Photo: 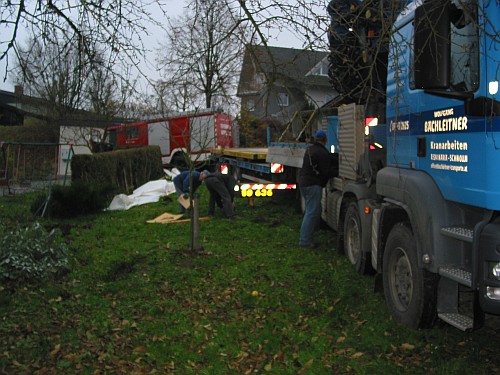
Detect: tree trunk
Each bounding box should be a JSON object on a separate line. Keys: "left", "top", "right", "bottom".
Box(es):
{"left": 190, "top": 194, "right": 201, "bottom": 252}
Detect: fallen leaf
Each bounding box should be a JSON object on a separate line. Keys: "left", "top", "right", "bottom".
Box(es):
{"left": 400, "top": 343, "right": 415, "bottom": 351}
{"left": 50, "top": 344, "right": 61, "bottom": 356}
{"left": 298, "top": 359, "right": 314, "bottom": 375}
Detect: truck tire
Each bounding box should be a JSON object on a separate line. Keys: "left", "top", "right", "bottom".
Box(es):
{"left": 383, "top": 223, "right": 438, "bottom": 328}
{"left": 344, "top": 202, "right": 371, "bottom": 274}
{"left": 171, "top": 153, "right": 187, "bottom": 170}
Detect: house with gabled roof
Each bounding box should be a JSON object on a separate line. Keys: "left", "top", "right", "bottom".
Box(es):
{"left": 0, "top": 85, "right": 124, "bottom": 129}
{"left": 0, "top": 86, "right": 50, "bottom": 126}
{"left": 0, "top": 86, "right": 122, "bottom": 178}
{"left": 237, "top": 44, "right": 335, "bottom": 140}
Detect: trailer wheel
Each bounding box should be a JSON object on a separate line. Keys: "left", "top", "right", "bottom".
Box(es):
{"left": 383, "top": 223, "right": 438, "bottom": 328}
{"left": 344, "top": 202, "right": 371, "bottom": 274}
{"left": 232, "top": 166, "right": 241, "bottom": 182}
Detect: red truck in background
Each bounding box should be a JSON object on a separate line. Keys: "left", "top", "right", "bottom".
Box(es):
{"left": 105, "top": 108, "right": 233, "bottom": 167}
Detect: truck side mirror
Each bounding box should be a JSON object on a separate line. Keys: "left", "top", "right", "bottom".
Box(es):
{"left": 414, "top": 0, "right": 451, "bottom": 89}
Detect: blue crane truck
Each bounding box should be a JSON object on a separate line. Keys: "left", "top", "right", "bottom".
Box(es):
{"left": 267, "top": 0, "right": 500, "bottom": 331}
{"left": 211, "top": 0, "right": 500, "bottom": 330}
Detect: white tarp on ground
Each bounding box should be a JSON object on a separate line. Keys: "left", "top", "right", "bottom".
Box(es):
{"left": 107, "top": 169, "right": 180, "bottom": 211}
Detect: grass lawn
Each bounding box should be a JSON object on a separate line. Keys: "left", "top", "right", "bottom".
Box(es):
{"left": 1, "top": 188, "right": 499, "bottom": 374}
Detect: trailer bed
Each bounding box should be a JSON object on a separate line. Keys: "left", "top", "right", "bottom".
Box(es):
{"left": 211, "top": 147, "right": 267, "bottom": 161}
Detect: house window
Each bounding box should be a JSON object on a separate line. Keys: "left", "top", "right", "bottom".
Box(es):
{"left": 278, "top": 92, "right": 289, "bottom": 107}
{"left": 320, "top": 60, "right": 329, "bottom": 76}
{"left": 255, "top": 73, "right": 266, "bottom": 85}
{"left": 246, "top": 99, "right": 256, "bottom": 111}
{"left": 307, "top": 59, "right": 329, "bottom": 76}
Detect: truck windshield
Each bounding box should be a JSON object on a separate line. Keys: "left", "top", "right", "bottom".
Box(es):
{"left": 449, "top": 0, "right": 479, "bottom": 92}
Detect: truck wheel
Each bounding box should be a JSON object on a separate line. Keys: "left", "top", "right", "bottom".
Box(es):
{"left": 383, "top": 223, "right": 438, "bottom": 328}
{"left": 171, "top": 154, "right": 187, "bottom": 170}
{"left": 344, "top": 202, "right": 371, "bottom": 274}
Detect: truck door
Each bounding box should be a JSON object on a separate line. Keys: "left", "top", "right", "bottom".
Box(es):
{"left": 170, "top": 117, "right": 189, "bottom": 151}
{"left": 148, "top": 121, "right": 170, "bottom": 156}
{"left": 190, "top": 114, "right": 215, "bottom": 152}
{"left": 215, "top": 113, "right": 233, "bottom": 148}
{"left": 124, "top": 123, "right": 147, "bottom": 147}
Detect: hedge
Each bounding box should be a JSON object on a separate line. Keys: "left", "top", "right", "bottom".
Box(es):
{"left": 71, "top": 146, "right": 164, "bottom": 194}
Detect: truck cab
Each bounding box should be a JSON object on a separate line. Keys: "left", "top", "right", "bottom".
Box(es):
{"left": 326, "top": 0, "right": 500, "bottom": 330}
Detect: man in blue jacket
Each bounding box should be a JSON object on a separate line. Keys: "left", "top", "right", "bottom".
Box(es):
{"left": 298, "top": 130, "right": 338, "bottom": 248}
{"left": 173, "top": 170, "right": 209, "bottom": 213}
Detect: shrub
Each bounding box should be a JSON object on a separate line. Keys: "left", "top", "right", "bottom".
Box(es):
{"left": 32, "top": 181, "right": 116, "bottom": 218}
{"left": 0, "top": 222, "right": 69, "bottom": 284}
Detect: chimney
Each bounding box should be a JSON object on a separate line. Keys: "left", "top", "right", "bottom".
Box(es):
{"left": 14, "top": 85, "right": 24, "bottom": 96}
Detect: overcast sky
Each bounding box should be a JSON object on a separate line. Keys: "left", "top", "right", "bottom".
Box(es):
{"left": 0, "top": 0, "right": 183, "bottom": 92}
{"left": 0, "top": 0, "right": 305, "bottom": 93}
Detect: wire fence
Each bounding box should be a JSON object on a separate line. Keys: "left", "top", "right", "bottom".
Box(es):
{"left": 0, "top": 142, "right": 70, "bottom": 196}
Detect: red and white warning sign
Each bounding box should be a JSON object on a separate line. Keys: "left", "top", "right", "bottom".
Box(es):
{"left": 236, "top": 183, "right": 296, "bottom": 191}
{"left": 220, "top": 163, "right": 229, "bottom": 175}
{"left": 270, "top": 163, "right": 284, "bottom": 173}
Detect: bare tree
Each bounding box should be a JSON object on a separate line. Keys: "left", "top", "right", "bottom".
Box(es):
{"left": 234, "top": 0, "right": 330, "bottom": 50}
{"left": 1, "top": 0, "right": 166, "bottom": 89}
{"left": 16, "top": 34, "right": 136, "bottom": 116}
{"left": 15, "top": 34, "right": 89, "bottom": 123}
{"left": 156, "top": 0, "right": 246, "bottom": 112}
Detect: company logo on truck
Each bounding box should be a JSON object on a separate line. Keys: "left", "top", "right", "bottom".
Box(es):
{"left": 424, "top": 108, "right": 468, "bottom": 133}
{"left": 424, "top": 108, "right": 470, "bottom": 173}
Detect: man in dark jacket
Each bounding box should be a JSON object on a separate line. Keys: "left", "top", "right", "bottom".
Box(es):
{"left": 298, "top": 130, "right": 338, "bottom": 248}
{"left": 204, "top": 172, "right": 236, "bottom": 218}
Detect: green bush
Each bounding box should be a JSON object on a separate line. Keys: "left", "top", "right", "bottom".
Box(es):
{"left": 31, "top": 181, "right": 116, "bottom": 218}
{"left": 0, "top": 222, "right": 69, "bottom": 284}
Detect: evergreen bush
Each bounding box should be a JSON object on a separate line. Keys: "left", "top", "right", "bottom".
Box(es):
{"left": 0, "top": 223, "right": 69, "bottom": 284}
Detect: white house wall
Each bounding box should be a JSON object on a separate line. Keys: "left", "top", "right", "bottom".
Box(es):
{"left": 58, "top": 126, "right": 104, "bottom": 177}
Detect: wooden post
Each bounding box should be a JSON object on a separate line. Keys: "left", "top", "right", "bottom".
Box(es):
{"left": 191, "top": 194, "right": 201, "bottom": 251}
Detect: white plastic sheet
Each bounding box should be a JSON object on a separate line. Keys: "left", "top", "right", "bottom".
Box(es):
{"left": 107, "top": 169, "right": 180, "bottom": 211}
